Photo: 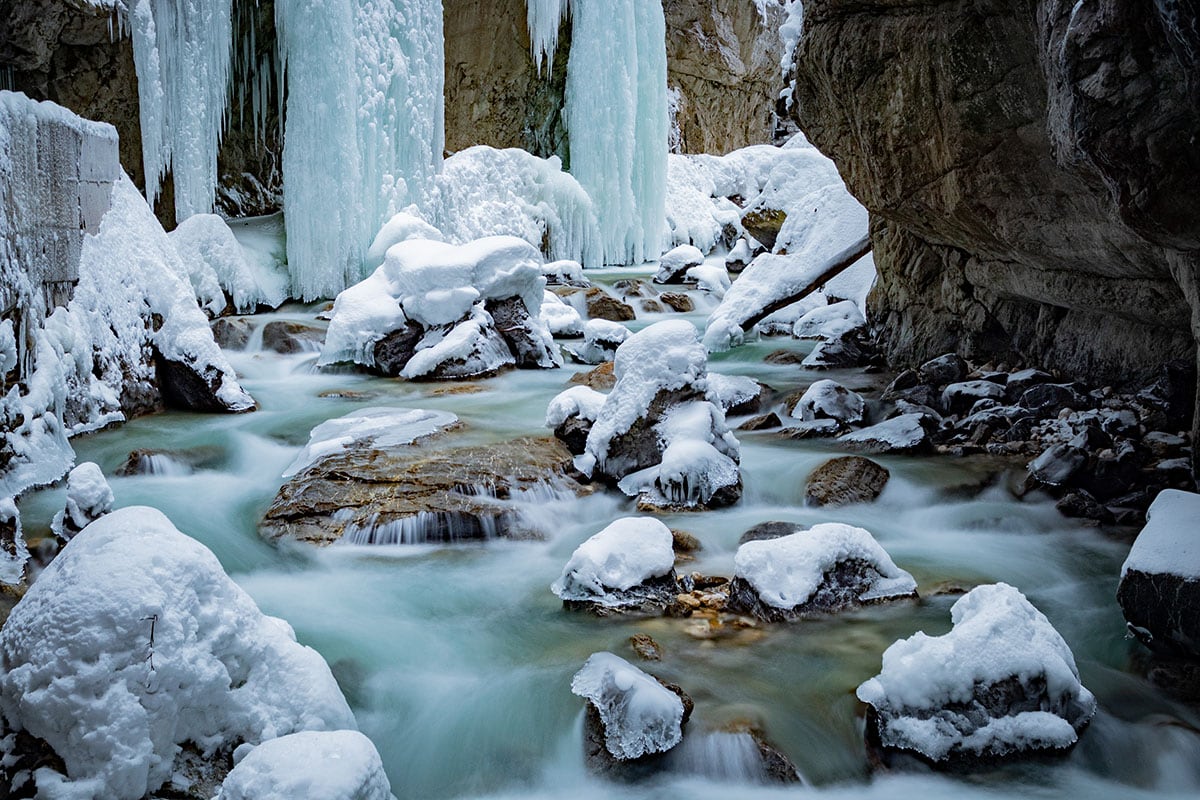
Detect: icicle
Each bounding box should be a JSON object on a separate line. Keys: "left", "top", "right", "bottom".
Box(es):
{"left": 526, "top": 0, "right": 569, "bottom": 73}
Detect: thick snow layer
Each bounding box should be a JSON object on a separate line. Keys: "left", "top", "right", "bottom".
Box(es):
{"left": 663, "top": 155, "right": 733, "bottom": 253}
{"left": 657, "top": 244, "right": 705, "bottom": 281}
{"left": 571, "top": 652, "right": 684, "bottom": 760}
{"left": 216, "top": 730, "right": 392, "bottom": 800}
{"left": 0, "top": 507, "right": 355, "bottom": 799}
{"left": 365, "top": 208, "right": 445, "bottom": 269}
{"left": 823, "top": 252, "right": 877, "bottom": 311}
{"left": 128, "top": 0, "right": 232, "bottom": 220}
{"left": 546, "top": 386, "right": 607, "bottom": 428}
{"left": 276, "top": 0, "right": 444, "bottom": 300}
{"left": 171, "top": 213, "right": 287, "bottom": 314}
{"left": 1121, "top": 489, "right": 1200, "bottom": 580}
{"left": 734, "top": 524, "right": 916, "bottom": 609}
{"left": 432, "top": 146, "right": 601, "bottom": 267}
{"left": 568, "top": 318, "right": 631, "bottom": 364}
{"left": 793, "top": 299, "right": 866, "bottom": 340}
{"left": 284, "top": 407, "right": 458, "bottom": 478}
{"left": 686, "top": 264, "right": 731, "bottom": 298}
{"left": 791, "top": 380, "right": 864, "bottom": 424}
{"left": 401, "top": 305, "right": 518, "bottom": 379}
{"left": 0, "top": 498, "right": 28, "bottom": 586}
{"left": 542, "top": 258, "right": 588, "bottom": 287}
{"left": 758, "top": 293, "right": 827, "bottom": 335}
{"left": 540, "top": 291, "right": 584, "bottom": 336}
{"left": 50, "top": 462, "right": 113, "bottom": 539}
{"left": 552, "top": 517, "right": 675, "bottom": 603}
{"left": 707, "top": 373, "right": 762, "bottom": 415}
{"left": 856, "top": 583, "right": 1096, "bottom": 761}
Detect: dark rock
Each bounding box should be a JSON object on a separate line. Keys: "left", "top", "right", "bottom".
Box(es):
{"left": 739, "top": 412, "right": 782, "bottom": 431}
{"left": 839, "top": 414, "right": 933, "bottom": 454}
{"left": 658, "top": 292, "right": 694, "bottom": 313}
{"left": 1005, "top": 369, "right": 1055, "bottom": 401}
{"left": 941, "top": 380, "right": 1007, "bottom": 416}
{"left": 1144, "top": 431, "right": 1188, "bottom": 459}
{"left": 568, "top": 361, "right": 616, "bottom": 391}
{"left": 1136, "top": 359, "right": 1197, "bottom": 432}
{"left": 882, "top": 369, "right": 920, "bottom": 397}
{"left": 738, "top": 521, "right": 799, "bottom": 545}
{"left": 486, "top": 295, "right": 560, "bottom": 369}
{"left": 371, "top": 321, "right": 424, "bottom": 375}
{"left": 805, "top": 456, "right": 891, "bottom": 507}
{"left": 614, "top": 279, "right": 657, "bottom": 299}
{"left": 1055, "top": 491, "right": 1114, "bottom": 524}
{"left": 1068, "top": 426, "right": 1111, "bottom": 452}
{"left": 564, "top": 572, "right": 681, "bottom": 617}
{"left": 582, "top": 677, "right": 692, "bottom": 778}
{"left": 723, "top": 381, "right": 772, "bottom": 417}
{"left": 210, "top": 317, "right": 253, "bottom": 350}
{"left": 778, "top": 419, "right": 843, "bottom": 439}
{"left": 740, "top": 207, "right": 786, "bottom": 251}
{"left": 1120, "top": 568, "right": 1200, "bottom": 660}
{"left": 1018, "top": 383, "right": 1091, "bottom": 417}
{"left": 1028, "top": 444, "right": 1088, "bottom": 487}
{"left": 803, "top": 333, "right": 867, "bottom": 369}
{"left": 727, "top": 558, "right": 917, "bottom": 621}
{"left": 918, "top": 354, "right": 967, "bottom": 388}
{"left": 153, "top": 347, "right": 255, "bottom": 414}
{"left": 629, "top": 633, "right": 663, "bottom": 661}
{"left": 585, "top": 288, "right": 637, "bottom": 322}
{"left": 554, "top": 415, "right": 592, "bottom": 456}
{"left": 261, "top": 321, "right": 325, "bottom": 355}
{"left": 764, "top": 349, "right": 807, "bottom": 366}
{"left": 887, "top": 384, "right": 941, "bottom": 411}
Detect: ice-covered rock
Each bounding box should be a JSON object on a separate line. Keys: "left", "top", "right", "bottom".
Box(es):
{"left": 0, "top": 507, "right": 356, "bottom": 799}
{"left": 575, "top": 321, "right": 741, "bottom": 509}
{"left": 838, "top": 413, "right": 931, "bottom": 454}
{"left": 540, "top": 290, "right": 585, "bottom": 337}
{"left": 707, "top": 373, "right": 767, "bottom": 416}
{"left": 789, "top": 379, "right": 864, "bottom": 425}
{"left": 215, "top": 730, "right": 392, "bottom": 800}
{"left": 320, "top": 236, "right": 561, "bottom": 378}
{"left": 1117, "top": 489, "right": 1200, "bottom": 659}
{"left": 793, "top": 299, "right": 866, "bottom": 340}
{"left": 0, "top": 498, "right": 28, "bottom": 587}
{"left": 857, "top": 583, "right": 1096, "bottom": 764}
{"left": 566, "top": 319, "right": 631, "bottom": 365}
{"left": 654, "top": 244, "right": 705, "bottom": 284}
{"left": 546, "top": 385, "right": 607, "bottom": 454}
{"left": 283, "top": 407, "right": 459, "bottom": 479}
{"left": 727, "top": 524, "right": 917, "bottom": 620}
{"left": 170, "top": 214, "right": 288, "bottom": 315}
{"left": 49, "top": 461, "right": 113, "bottom": 540}
{"left": 685, "top": 263, "right": 731, "bottom": 299}
{"left": 552, "top": 517, "right": 678, "bottom": 614}
{"left": 572, "top": 652, "right": 686, "bottom": 763}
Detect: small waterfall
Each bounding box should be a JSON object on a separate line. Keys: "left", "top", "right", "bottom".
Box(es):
{"left": 666, "top": 730, "right": 803, "bottom": 784}
{"left": 136, "top": 454, "right": 192, "bottom": 477}
{"left": 338, "top": 510, "right": 502, "bottom": 546}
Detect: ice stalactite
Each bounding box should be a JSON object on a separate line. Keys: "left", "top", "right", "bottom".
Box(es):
{"left": 526, "top": 0, "right": 569, "bottom": 73}
{"left": 527, "top": 0, "right": 669, "bottom": 266}
{"left": 127, "top": 0, "right": 233, "bottom": 221}
{"left": 276, "top": 0, "right": 445, "bottom": 301}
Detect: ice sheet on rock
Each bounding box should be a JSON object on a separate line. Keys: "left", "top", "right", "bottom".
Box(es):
{"left": 838, "top": 413, "right": 928, "bottom": 452}
{"left": 432, "top": 146, "right": 601, "bottom": 267}
{"left": 0, "top": 507, "right": 355, "bottom": 799}
{"left": 284, "top": 407, "right": 458, "bottom": 478}
{"left": 546, "top": 386, "right": 607, "bottom": 428}
{"left": 1121, "top": 489, "right": 1200, "bottom": 580}
{"left": 619, "top": 434, "right": 740, "bottom": 508}
{"left": 171, "top": 214, "right": 287, "bottom": 314}
{"left": 50, "top": 462, "right": 113, "bottom": 539}
{"left": 215, "top": 730, "right": 392, "bottom": 800}
{"left": 552, "top": 517, "right": 675, "bottom": 603}
{"left": 734, "top": 524, "right": 916, "bottom": 609}
{"left": 686, "top": 264, "right": 731, "bottom": 299}
{"left": 791, "top": 380, "right": 864, "bottom": 424}
{"left": 540, "top": 291, "right": 584, "bottom": 336}
{"left": 570, "top": 652, "right": 684, "bottom": 760}
{"left": 707, "top": 373, "right": 762, "bottom": 415}
{"left": 0, "top": 498, "right": 28, "bottom": 586}
{"left": 856, "top": 583, "right": 1096, "bottom": 762}
{"left": 793, "top": 300, "right": 866, "bottom": 340}
{"left": 365, "top": 208, "right": 445, "bottom": 269}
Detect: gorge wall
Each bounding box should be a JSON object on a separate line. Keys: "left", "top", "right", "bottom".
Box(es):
{"left": 791, "top": 0, "right": 1200, "bottom": 396}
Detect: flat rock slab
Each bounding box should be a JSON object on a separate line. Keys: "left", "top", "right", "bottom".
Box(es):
{"left": 261, "top": 436, "right": 589, "bottom": 546}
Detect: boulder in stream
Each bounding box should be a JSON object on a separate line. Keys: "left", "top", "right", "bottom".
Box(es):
{"left": 805, "top": 456, "right": 890, "bottom": 507}
{"left": 552, "top": 518, "right": 679, "bottom": 616}
{"left": 49, "top": 462, "right": 113, "bottom": 541}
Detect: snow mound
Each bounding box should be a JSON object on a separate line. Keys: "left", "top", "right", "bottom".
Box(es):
{"left": 1120, "top": 489, "right": 1200, "bottom": 580}
{"left": 571, "top": 652, "right": 684, "bottom": 760}
{"left": 791, "top": 380, "right": 864, "bottom": 424}
{"left": 857, "top": 583, "right": 1096, "bottom": 762}
{"left": 170, "top": 214, "right": 287, "bottom": 315}
{"left": 284, "top": 407, "right": 459, "bottom": 478}
{"left": 49, "top": 461, "right": 113, "bottom": 540}
{"left": 686, "top": 264, "right": 731, "bottom": 299}
{"left": 540, "top": 291, "right": 585, "bottom": 336}
{"left": 793, "top": 299, "right": 866, "bottom": 340}
{"left": 365, "top": 209, "right": 445, "bottom": 269}
{"left": 546, "top": 386, "right": 607, "bottom": 429}
{"left": 733, "top": 524, "right": 916, "bottom": 610}
{"left": 542, "top": 258, "right": 588, "bottom": 287}
{"left": 568, "top": 319, "right": 630, "bottom": 364}
{"left": 0, "top": 507, "right": 356, "bottom": 799}
{"left": 551, "top": 517, "right": 675, "bottom": 605}
{"left": 655, "top": 243, "right": 705, "bottom": 283}
{"left": 216, "top": 730, "right": 392, "bottom": 800}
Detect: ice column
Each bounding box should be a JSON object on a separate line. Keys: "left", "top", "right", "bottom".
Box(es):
{"left": 527, "top": 0, "right": 669, "bottom": 266}
{"left": 276, "top": 0, "right": 445, "bottom": 301}
{"left": 127, "top": 0, "right": 233, "bottom": 221}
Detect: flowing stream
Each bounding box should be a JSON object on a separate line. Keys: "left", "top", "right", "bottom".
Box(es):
{"left": 16, "top": 259, "right": 1200, "bottom": 800}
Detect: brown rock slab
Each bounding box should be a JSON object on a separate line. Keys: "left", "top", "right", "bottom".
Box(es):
{"left": 805, "top": 456, "right": 891, "bottom": 507}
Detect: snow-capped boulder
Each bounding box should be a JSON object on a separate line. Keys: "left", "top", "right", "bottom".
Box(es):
{"left": 789, "top": 379, "right": 865, "bottom": 425}
{"left": 552, "top": 518, "right": 678, "bottom": 615}
{"left": 320, "top": 236, "right": 561, "bottom": 378}
{"left": 567, "top": 319, "right": 630, "bottom": 364}
{"left": 546, "top": 386, "right": 607, "bottom": 455}
{"left": 941, "top": 380, "right": 1007, "bottom": 416}
{"left": 654, "top": 244, "right": 705, "bottom": 284}
{"left": 542, "top": 259, "right": 589, "bottom": 287}
{"left": 857, "top": 583, "right": 1096, "bottom": 765}
{"left": 49, "top": 462, "right": 113, "bottom": 540}
{"left": 838, "top": 413, "right": 932, "bottom": 454}
{"left": 724, "top": 237, "right": 760, "bottom": 273}
{"left": 1117, "top": 489, "right": 1200, "bottom": 659}
{"left": 793, "top": 299, "right": 866, "bottom": 340}
{"left": 215, "top": 730, "right": 392, "bottom": 800}
{"left": 757, "top": 293, "right": 828, "bottom": 336}
{"left": 572, "top": 652, "right": 690, "bottom": 774}
{"left": 685, "top": 264, "right": 731, "bottom": 299}
{"left": 540, "top": 291, "right": 585, "bottom": 337}
{"left": 800, "top": 331, "right": 870, "bottom": 369}
{"left": 707, "top": 373, "right": 768, "bottom": 416}
{"left": 727, "top": 524, "right": 917, "bottom": 621}
{"left": 0, "top": 507, "right": 356, "bottom": 799}
{"left": 365, "top": 209, "right": 445, "bottom": 269}
{"left": 0, "top": 498, "right": 28, "bottom": 587}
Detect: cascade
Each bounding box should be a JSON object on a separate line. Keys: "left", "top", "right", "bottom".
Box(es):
{"left": 276, "top": 0, "right": 445, "bottom": 301}
{"left": 127, "top": 0, "right": 233, "bottom": 221}
{"left": 527, "top": 0, "right": 669, "bottom": 265}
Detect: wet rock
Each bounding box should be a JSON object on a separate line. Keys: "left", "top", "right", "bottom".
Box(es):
{"left": 1143, "top": 431, "right": 1188, "bottom": 459}
{"left": 585, "top": 288, "right": 637, "bottom": 322}
{"left": 154, "top": 347, "right": 257, "bottom": 414}
{"left": 569, "top": 361, "right": 617, "bottom": 391}
{"left": 640, "top": 299, "right": 664, "bottom": 313}
{"left": 371, "top": 321, "right": 425, "bottom": 375}
{"left": 738, "top": 521, "right": 798, "bottom": 545}
{"left": 671, "top": 529, "right": 702, "bottom": 556}
{"left": 740, "top": 207, "right": 786, "bottom": 251}
{"left": 887, "top": 384, "right": 941, "bottom": 411}
{"left": 918, "top": 353, "right": 967, "bottom": 388}
{"left": 941, "top": 380, "right": 1007, "bottom": 416}
{"left": 630, "top": 633, "right": 664, "bottom": 661}
{"left": 261, "top": 321, "right": 325, "bottom": 355}
{"left": 1055, "top": 491, "right": 1114, "bottom": 524}
{"left": 779, "top": 419, "right": 843, "bottom": 439}
{"left": 1005, "top": 368, "right": 1054, "bottom": 401}
{"left": 882, "top": 369, "right": 920, "bottom": 397}
{"left": 261, "top": 436, "right": 588, "bottom": 546}
{"left": 739, "top": 412, "right": 782, "bottom": 431}
{"left": 802, "top": 332, "right": 869, "bottom": 369}
{"left": 614, "top": 279, "right": 658, "bottom": 299}
{"left": 659, "top": 292, "right": 694, "bottom": 313}
{"left": 805, "top": 457, "right": 890, "bottom": 508}
{"left": 486, "top": 295, "right": 562, "bottom": 369}
{"left": 555, "top": 415, "right": 593, "bottom": 456}
{"left": 114, "top": 449, "right": 200, "bottom": 476}
{"left": 1019, "top": 383, "right": 1091, "bottom": 417}
{"left": 764, "top": 349, "right": 807, "bottom": 366}
{"left": 1028, "top": 444, "right": 1088, "bottom": 487}
{"left": 838, "top": 414, "right": 932, "bottom": 454}
{"left": 211, "top": 317, "right": 253, "bottom": 350}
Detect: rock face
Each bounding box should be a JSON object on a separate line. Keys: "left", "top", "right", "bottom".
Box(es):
{"left": 261, "top": 435, "right": 589, "bottom": 546}
{"left": 792, "top": 0, "right": 1200, "bottom": 461}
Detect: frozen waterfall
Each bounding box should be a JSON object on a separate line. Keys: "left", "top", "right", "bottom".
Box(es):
{"left": 276, "top": 0, "right": 445, "bottom": 301}
{"left": 127, "top": 0, "right": 233, "bottom": 221}
{"left": 527, "top": 0, "right": 669, "bottom": 266}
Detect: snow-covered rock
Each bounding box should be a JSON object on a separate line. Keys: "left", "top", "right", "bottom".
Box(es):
{"left": 320, "top": 236, "right": 561, "bottom": 378}
{"left": 707, "top": 372, "right": 766, "bottom": 416}
{"left": 49, "top": 461, "right": 113, "bottom": 540}
{"left": 789, "top": 379, "right": 864, "bottom": 425}
{"left": 540, "top": 290, "right": 585, "bottom": 336}
{"left": 728, "top": 524, "right": 916, "bottom": 620}
{"left": 654, "top": 244, "right": 705, "bottom": 284}
{"left": 838, "top": 413, "right": 931, "bottom": 454}
{"left": 685, "top": 263, "right": 731, "bottom": 298}
{"left": 857, "top": 583, "right": 1096, "bottom": 764}
{"left": 0, "top": 497, "right": 28, "bottom": 586}
{"left": 572, "top": 652, "right": 686, "bottom": 762}
{"left": 575, "top": 321, "right": 741, "bottom": 509}
{"left": 724, "top": 236, "right": 759, "bottom": 273}
{"left": 283, "top": 407, "right": 459, "bottom": 478}
{"left": 170, "top": 213, "right": 287, "bottom": 315}
{"left": 0, "top": 507, "right": 356, "bottom": 799}
{"left": 215, "top": 730, "right": 392, "bottom": 800}
{"left": 552, "top": 517, "right": 678, "bottom": 614}
{"left": 1117, "top": 489, "right": 1200, "bottom": 659}
{"left": 757, "top": 293, "right": 828, "bottom": 336}
{"left": 566, "top": 319, "right": 630, "bottom": 364}
{"left": 546, "top": 385, "right": 607, "bottom": 455}
{"left": 364, "top": 208, "right": 445, "bottom": 269}
{"left": 793, "top": 299, "right": 866, "bottom": 340}
{"left": 542, "top": 258, "right": 589, "bottom": 287}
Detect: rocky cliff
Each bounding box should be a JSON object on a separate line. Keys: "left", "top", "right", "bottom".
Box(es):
{"left": 792, "top": 0, "right": 1199, "bottom": 457}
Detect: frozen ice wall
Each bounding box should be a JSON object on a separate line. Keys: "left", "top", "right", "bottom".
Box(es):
{"left": 127, "top": 0, "right": 233, "bottom": 220}
{"left": 527, "top": 0, "right": 669, "bottom": 265}
{"left": 277, "top": 0, "right": 446, "bottom": 300}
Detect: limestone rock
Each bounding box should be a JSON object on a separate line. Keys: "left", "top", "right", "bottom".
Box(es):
{"left": 805, "top": 456, "right": 890, "bottom": 507}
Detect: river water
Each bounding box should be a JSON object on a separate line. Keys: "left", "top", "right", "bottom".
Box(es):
{"left": 17, "top": 262, "right": 1200, "bottom": 800}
